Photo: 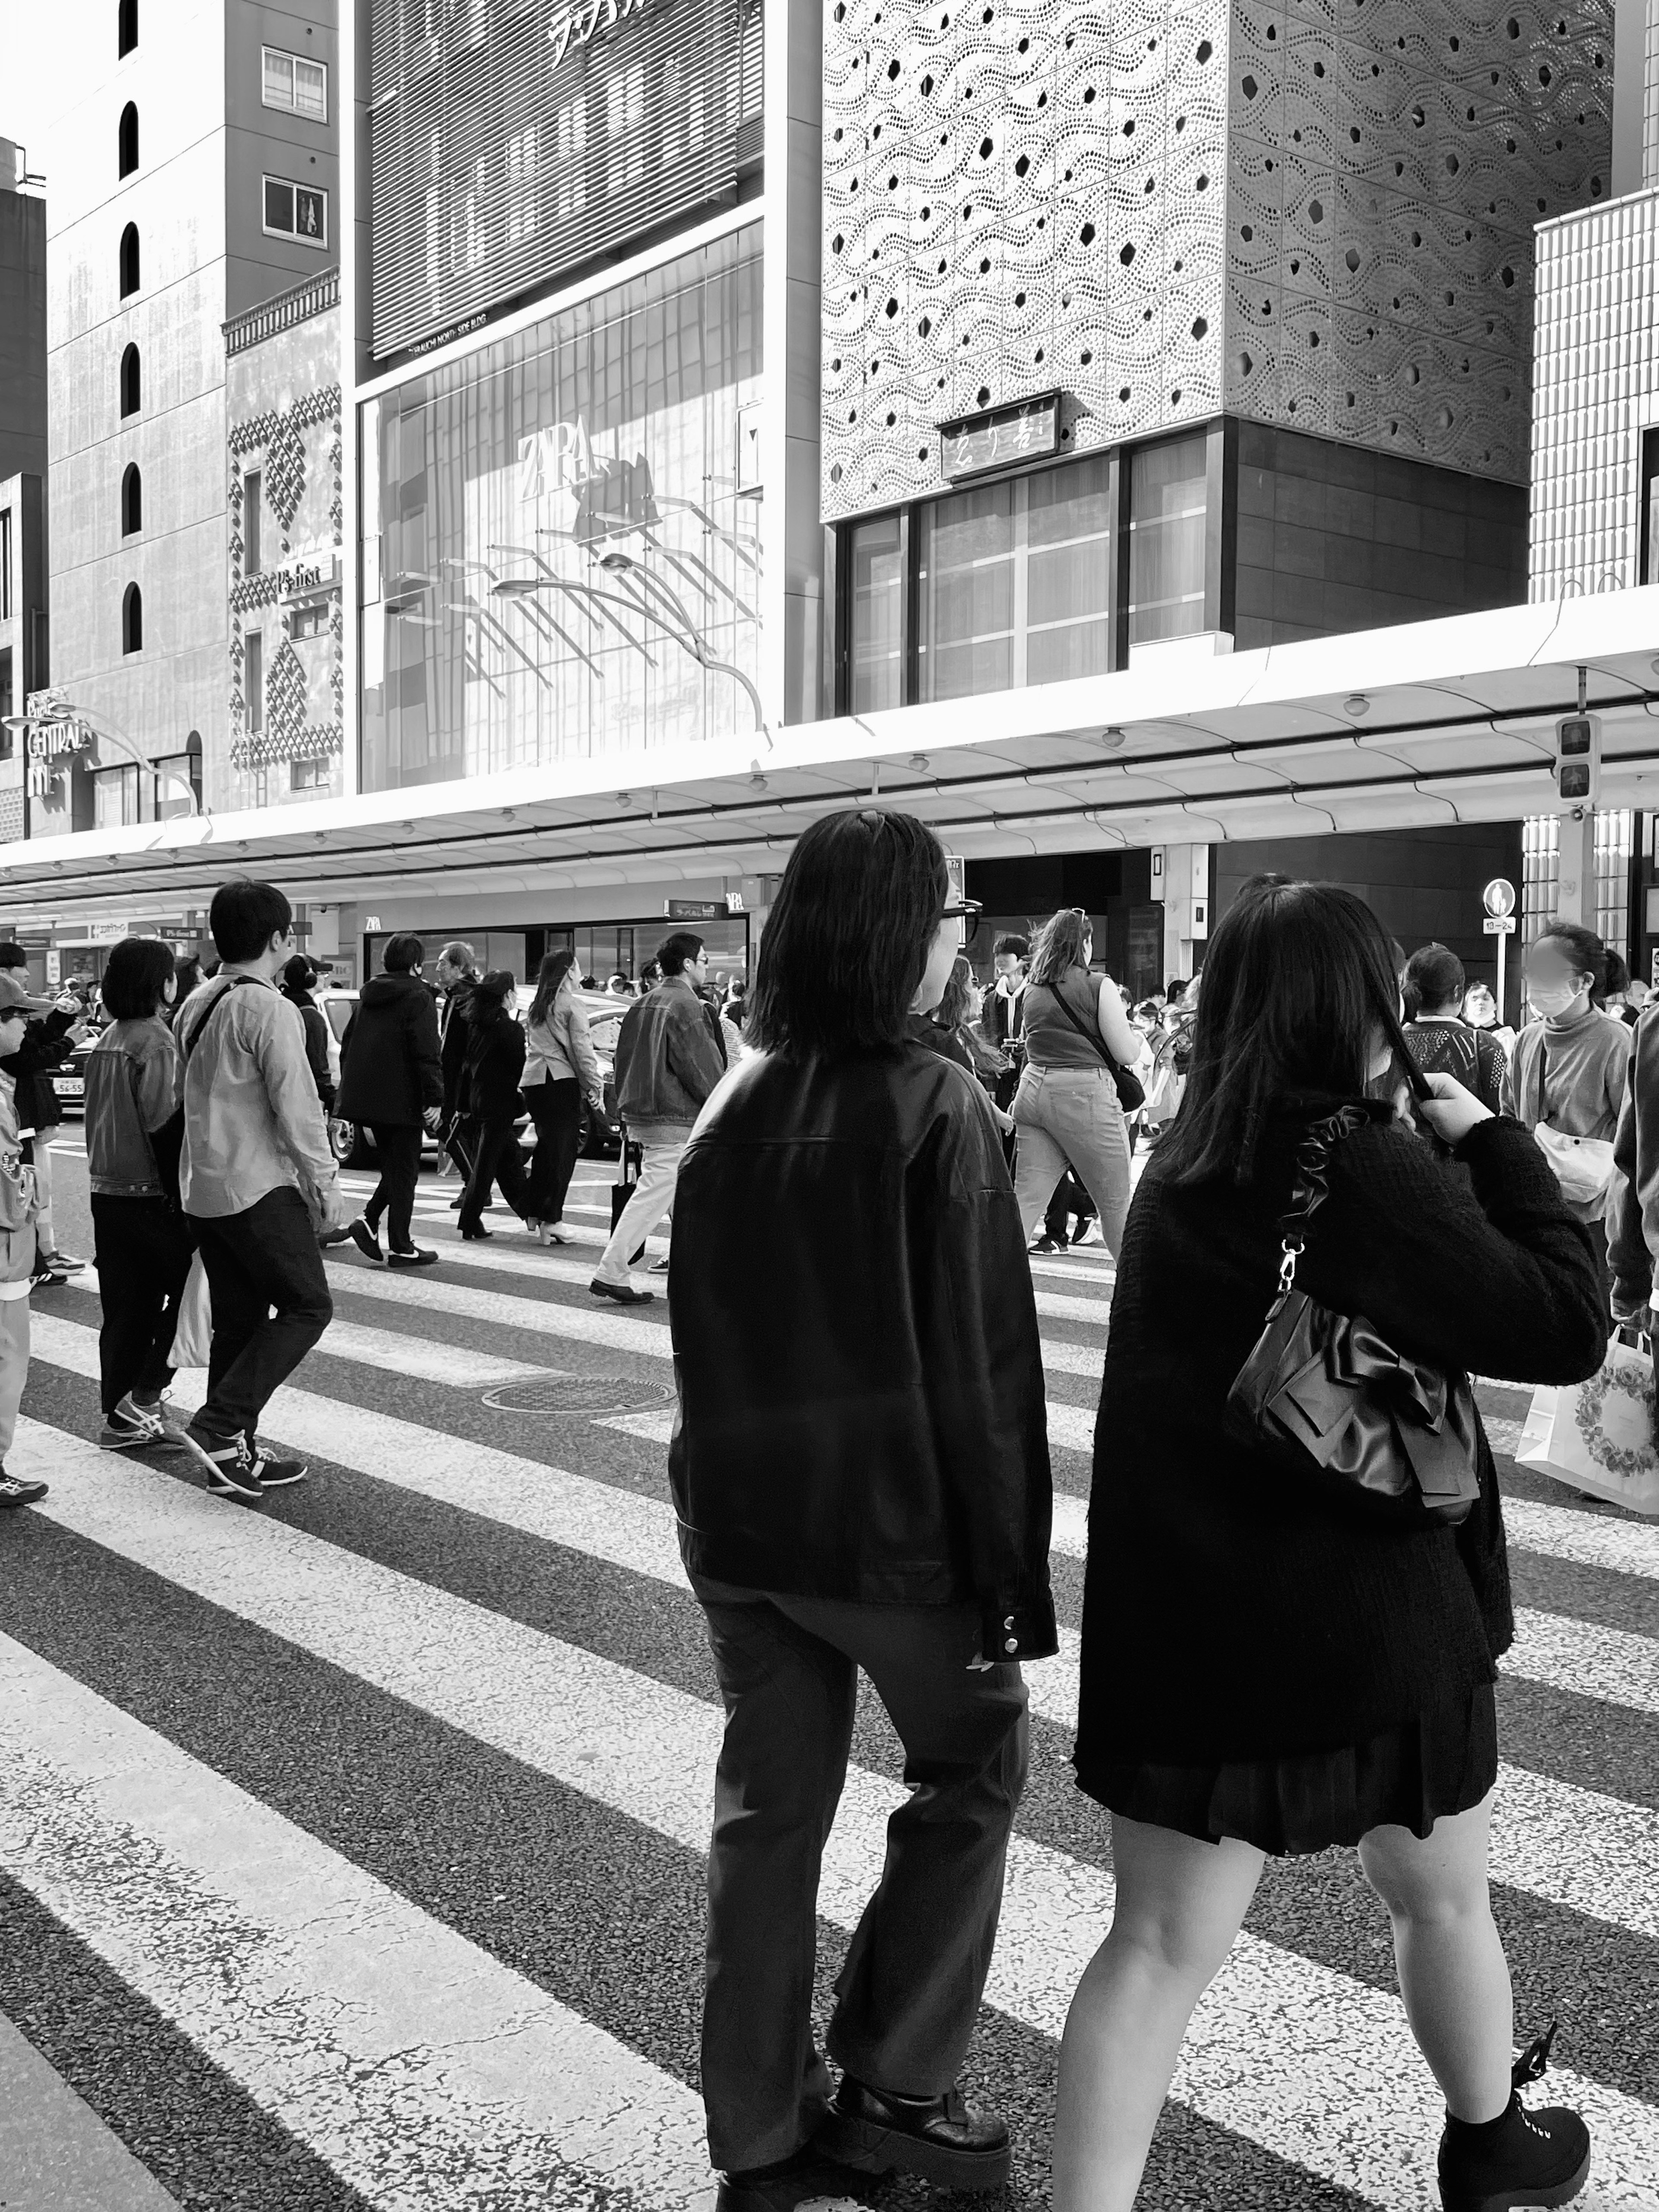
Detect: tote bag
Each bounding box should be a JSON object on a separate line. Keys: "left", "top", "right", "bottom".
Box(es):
{"left": 168, "top": 1251, "right": 213, "bottom": 1369}
{"left": 1517, "top": 1332, "right": 1659, "bottom": 1516}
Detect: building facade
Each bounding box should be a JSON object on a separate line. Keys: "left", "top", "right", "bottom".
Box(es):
{"left": 42, "top": 0, "right": 339, "bottom": 831}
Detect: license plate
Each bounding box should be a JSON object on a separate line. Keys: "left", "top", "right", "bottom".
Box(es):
{"left": 54, "top": 1077, "right": 84, "bottom": 1097}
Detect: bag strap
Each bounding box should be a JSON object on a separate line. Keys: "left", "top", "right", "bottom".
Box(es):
{"left": 1274, "top": 1104, "right": 1370, "bottom": 1293}
{"left": 180, "top": 973, "right": 261, "bottom": 1065}
{"left": 1040, "top": 973, "right": 1116, "bottom": 1069}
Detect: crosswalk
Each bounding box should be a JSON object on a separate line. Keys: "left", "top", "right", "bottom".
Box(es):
{"left": 3, "top": 1154, "right": 1659, "bottom": 2210}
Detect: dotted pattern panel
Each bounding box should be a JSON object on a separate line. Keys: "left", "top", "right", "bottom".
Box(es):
{"left": 1224, "top": 0, "right": 1612, "bottom": 482}
{"left": 1529, "top": 188, "right": 1659, "bottom": 599}
{"left": 820, "top": 0, "right": 1230, "bottom": 520}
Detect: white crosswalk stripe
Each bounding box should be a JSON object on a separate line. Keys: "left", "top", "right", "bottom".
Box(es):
{"left": 12, "top": 1196, "right": 1659, "bottom": 2211}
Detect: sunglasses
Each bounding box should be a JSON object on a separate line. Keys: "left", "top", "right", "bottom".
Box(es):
{"left": 939, "top": 899, "right": 983, "bottom": 950}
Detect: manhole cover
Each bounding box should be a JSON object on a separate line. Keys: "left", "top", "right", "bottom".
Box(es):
{"left": 483, "top": 1376, "right": 675, "bottom": 1416}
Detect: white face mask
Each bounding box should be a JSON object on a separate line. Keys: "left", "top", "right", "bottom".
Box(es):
{"left": 1527, "top": 984, "right": 1581, "bottom": 1021}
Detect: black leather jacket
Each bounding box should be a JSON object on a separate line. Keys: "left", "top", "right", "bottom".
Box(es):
{"left": 667, "top": 1040, "right": 1057, "bottom": 1662}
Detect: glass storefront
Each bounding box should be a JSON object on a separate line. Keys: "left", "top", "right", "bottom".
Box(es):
{"left": 360, "top": 227, "right": 763, "bottom": 792}
{"left": 1127, "top": 433, "right": 1208, "bottom": 645}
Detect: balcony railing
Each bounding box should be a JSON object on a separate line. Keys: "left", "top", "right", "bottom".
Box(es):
{"left": 224, "top": 267, "right": 340, "bottom": 356}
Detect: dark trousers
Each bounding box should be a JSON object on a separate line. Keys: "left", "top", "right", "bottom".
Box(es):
{"left": 362, "top": 1123, "right": 422, "bottom": 1252}
{"left": 524, "top": 1078, "right": 583, "bottom": 1225}
{"left": 458, "top": 1115, "right": 533, "bottom": 1232}
{"left": 693, "top": 1578, "right": 1028, "bottom": 2173}
{"left": 1045, "top": 1169, "right": 1096, "bottom": 1245}
{"left": 90, "top": 1194, "right": 195, "bottom": 1417}
{"left": 191, "top": 1188, "right": 332, "bottom": 1440}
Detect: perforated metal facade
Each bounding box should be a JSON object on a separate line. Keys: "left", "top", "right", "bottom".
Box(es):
{"left": 368, "top": 0, "right": 763, "bottom": 360}
{"left": 822, "top": 0, "right": 1612, "bottom": 521}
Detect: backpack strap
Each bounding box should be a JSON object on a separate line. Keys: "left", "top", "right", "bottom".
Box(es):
{"left": 180, "top": 973, "right": 261, "bottom": 1063}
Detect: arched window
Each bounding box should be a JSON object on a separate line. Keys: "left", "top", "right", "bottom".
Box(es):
{"left": 121, "top": 463, "right": 142, "bottom": 535}
{"left": 122, "top": 582, "right": 143, "bottom": 654}
{"left": 117, "top": 0, "right": 137, "bottom": 55}
{"left": 118, "top": 222, "right": 139, "bottom": 296}
{"left": 118, "top": 102, "right": 138, "bottom": 177}
{"left": 119, "top": 342, "right": 140, "bottom": 416}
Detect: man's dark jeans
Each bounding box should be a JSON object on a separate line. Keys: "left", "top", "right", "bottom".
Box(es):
{"left": 90, "top": 1194, "right": 195, "bottom": 1417}
{"left": 191, "top": 1187, "right": 332, "bottom": 1440}
{"left": 363, "top": 1123, "right": 423, "bottom": 1252}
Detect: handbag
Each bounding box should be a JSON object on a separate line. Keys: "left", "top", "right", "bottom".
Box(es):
{"left": 1042, "top": 976, "right": 1145, "bottom": 1112}
{"left": 611, "top": 1135, "right": 647, "bottom": 1264}
{"left": 168, "top": 1250, "right": 213, "bottom": 1369}
{"left": 1224, "top": 1104, "right": 1482, "bottom": 1527}
{"left": 1530, "top": 1042, "right": 1615, "bottom": 1205}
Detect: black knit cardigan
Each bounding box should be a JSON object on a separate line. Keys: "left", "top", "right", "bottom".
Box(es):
{"left": 1075, "top": 1103, "right": 1607, "bottom": 1769}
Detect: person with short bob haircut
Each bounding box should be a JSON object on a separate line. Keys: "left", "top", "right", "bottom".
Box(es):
{"left": 83, "top": 938, "right": 194, "bottom": 1452}
{"left": 1402, "top": 942, "right": 1507, "bottom": 1120}
{"left": 1053, "top": 877, "right": 1608, "bottom": 2212}
{"left": 669, "top": 807, "right": 1055, "bottom": 2212}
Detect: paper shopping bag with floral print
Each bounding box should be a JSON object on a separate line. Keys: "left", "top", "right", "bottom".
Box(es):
{"left": 1517, "top": 1333, "right": 1659, "bottom": 1517}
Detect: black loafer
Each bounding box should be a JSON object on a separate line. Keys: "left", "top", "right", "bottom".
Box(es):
{"left": 715, "top": 2147, "right": 866, "bottom": 2212}
{"left": 814, "top": 2078, "right": 1010, "bottom": 2190}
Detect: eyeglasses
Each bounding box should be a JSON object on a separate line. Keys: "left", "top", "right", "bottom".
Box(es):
{"left": 939, "top": 899, "right": 983, "bottom": 949}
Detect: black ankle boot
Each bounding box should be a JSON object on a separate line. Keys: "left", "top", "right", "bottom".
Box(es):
{"left": 1437, "top": 2027, "right": 1590, "bottom": 2212}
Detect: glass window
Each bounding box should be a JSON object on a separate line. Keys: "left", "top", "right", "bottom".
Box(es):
{"left": 849, "top": 515, "right": 904, "bottom": 713}
{"left": 245, "top": 629, "right": 264, "bottom": 734}
{"left": 263, "top": 48, "right": 327, "bottom": 119}
{"left": 291, "top": 601, "right": 329, "bottom": 640}
{"left": 244, "top": 471, "right": 263, "bottom": 575}
{"left": 915, "top": 455, "right": 1113, "bottom": 702}
{"left": 0, "top": 648, "right": 11, "bottom": 728}
{"left": 0, "top": 509, "right": 10, "bottom": 619}
{"left": 1642, "top": 428, "right": 1659, "bottom": 586}
{"left": 153, "top": 750, "right": 200, "bottom": 820}
{"left": 290, "top": 756, "right": 332, "bottom": 791}
{"left": 360, "top": 227, "right": 762, "bottom": 793}
{"left": 263, "top": 177, "right": 328, "bottom": 245}
{"left": 94, "top": 764, "right": 139, "bottom": 828}
{"left": 1128, "top": 434, "right": 1208, "bottom": 645}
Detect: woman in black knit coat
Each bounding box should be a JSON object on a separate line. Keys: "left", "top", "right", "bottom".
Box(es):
{"left": 1054, "top": 880, "right": 1607, "bottom": 2212}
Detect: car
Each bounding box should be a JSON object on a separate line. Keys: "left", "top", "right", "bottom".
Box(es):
{"left": 39, "top": 1028, "right": 99, "bottom": 1117}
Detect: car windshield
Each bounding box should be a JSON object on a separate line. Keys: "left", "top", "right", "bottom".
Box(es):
{"left": 323, "top": 1000, "right": 354, "bottom": 1041}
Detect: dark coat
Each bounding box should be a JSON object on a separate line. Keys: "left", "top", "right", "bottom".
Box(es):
{"left": 462, "top": 1000, "right": 527, "bottom": 1122}
{"left": 667, "top": 1039, "right": 1057, "bottom": 1663}
{"left": 336, "top": 972, "right": 442, "bottom": 1128}
{"left": 0, "top": 1008, "right": 77, "bottom": 1130}
{"left": 284, "top": 985, "right": 335, "bottom": 1113}
{"left": 1076, "top": 1104, "right": 1606, "bottom": 1773}
{"left": 439, "top": 979, "right": 478, "bottom": 1122}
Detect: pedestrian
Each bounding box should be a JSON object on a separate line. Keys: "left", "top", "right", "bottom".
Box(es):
{"left": 435, "top": 939, "right": 482, "bottom": 1196}
{"left": 83, "top": 936, "right": 195, "bottom": 1452}
{"left": 1053, "top": 877, "right": 1605, "bottom": 2212}
{"left": 606, "top": 970, "right": 635, "bottom": 999}
{"left": 1602, "top": 950, "right": 1642, "bottom": 1027}
{"left": 455, "top": 969, "right": 536, "bottom": 1240}
{"left": 0, "top": 992, "right": 48, "bottom": 1510}
{"left": 668, "top": 807, "right": 1054, "bottom": 2212}
{"left": 169, "top": 956, "right": 203, "bottom": 1020}
{"left": 1011, "top": 907, "right": 1141, "bottom": 1259}
{"left": 521, "top": 947, "right": 605, "bottom": 1245}
{"left": 1401, "top": 943, "right": 1508, "bottom": 1116}
{"left": 1462, "top": 981, "right": 1516, "bottom": 1059}
{"left": 916, "top": 955, "right": 1015, "bottom": 1136}
{"left": 176, "top": 881, "right": 348, "bottom": 1500}
{"left": 336, "top": 933, "right": 443, "bottom": 1268}
{"left": 588, "top": 931, "right": 727, "bottom": 1305}
{"left": 1609, "top": 997, "right": 1659, "bottom": 1333}
{"left": 281, "top": 953, "right": 337, "bottom": 1113}
{"left": 0, "top": 944, "right": 91, "bottom": 1281}
{"left": 1502, "top": 922, "right": 1631, "bottom": 1286}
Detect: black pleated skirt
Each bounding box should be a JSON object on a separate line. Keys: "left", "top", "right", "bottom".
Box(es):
{"left": 1074, "top": 1682, "right": 1498, "bottom": 1856}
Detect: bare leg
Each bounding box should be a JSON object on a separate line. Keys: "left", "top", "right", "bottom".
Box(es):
{"left": 1052, "top": 1815, "right": 1265, "bottom": 2212}
{"left": 1357, "top": 1792, "right": 1512, "bottom": 2124}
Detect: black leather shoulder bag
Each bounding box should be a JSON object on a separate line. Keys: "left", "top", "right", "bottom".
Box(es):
{"left": 1224, "top": 1104, "right": 1481, "bottom": 1527}
{"left": 1041, "top": 977, "right": 1145, "bottom": 1112}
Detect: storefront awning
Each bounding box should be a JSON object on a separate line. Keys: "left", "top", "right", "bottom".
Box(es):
{"left": 5, "top": 588, "right": 1659, "bottom": 926}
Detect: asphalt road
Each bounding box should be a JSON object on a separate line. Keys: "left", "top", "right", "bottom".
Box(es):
{"left": 2, "top": 1135, "right": 1657, "bottom": 2212}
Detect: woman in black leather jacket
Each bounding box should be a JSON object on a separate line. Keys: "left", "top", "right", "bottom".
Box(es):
{"left": 455, "top": 970, "right": 534, "bottom": 1240}
{"left": 667, "top": 808, "right": 1054, "bottom": 2212}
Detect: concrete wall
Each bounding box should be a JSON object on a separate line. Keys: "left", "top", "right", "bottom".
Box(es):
{"left": 225, "top": 0, "right": 340, "bottom": 319}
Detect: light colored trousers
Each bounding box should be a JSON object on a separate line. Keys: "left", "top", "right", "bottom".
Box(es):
{"left": 32, "top": 1142, "right": 55, "bottom": 1255}
{"left": 594, "top": 1138, "right": 686, "bottom": 1286}
{"left": 0, "top": 1293, "right": 30, "bottom": 1461}
{"left": 1012, "top": 1064, "right": 1133, "bottom": 1259}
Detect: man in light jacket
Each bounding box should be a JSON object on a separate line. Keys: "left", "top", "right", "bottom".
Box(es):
{"left": 178, "top": 880, "right": 348, "bottom": 1501}
{"left": 589, "top": 931, "right": 728, "bottom": 1305}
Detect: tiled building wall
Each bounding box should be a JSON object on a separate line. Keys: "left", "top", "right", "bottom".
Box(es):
{"left": 1529, "top": 185, "right": 1659, "bottom": 598}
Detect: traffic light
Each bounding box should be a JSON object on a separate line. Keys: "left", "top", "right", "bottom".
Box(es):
{"left": 1554, "top": 712, "right": 1601, "bottom": 807}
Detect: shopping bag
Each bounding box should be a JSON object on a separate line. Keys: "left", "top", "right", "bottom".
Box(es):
{"left": 168, "top": 1251, "right": 213, "bottom": 1369}
{"left": 1516, "top": 1332, "right": 1659, "bottom": 1516}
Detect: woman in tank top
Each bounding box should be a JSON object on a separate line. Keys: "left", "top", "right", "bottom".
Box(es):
{"left": 1011, "top": 908, "right": 1143, "bottom": 1258}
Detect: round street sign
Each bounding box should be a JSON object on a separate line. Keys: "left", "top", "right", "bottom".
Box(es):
{"left": 1483, "top": 877, "right": 1516, "bottom": 920}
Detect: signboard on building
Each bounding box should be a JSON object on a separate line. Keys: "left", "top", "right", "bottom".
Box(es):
{"left": 940, "top": 394, "right": 1061, "bottom": 483}
{"left": 87, "top": 919, "right": 131, "bottom": 944}
{"left": 664, "top": 899, "right": 725, "bottom": 919}
{"left": 23, "top": 689, "right": 91, "bottom": 798}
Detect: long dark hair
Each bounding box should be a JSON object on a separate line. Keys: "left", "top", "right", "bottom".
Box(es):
{"left": 1158, "top": 879, "right": 1415, "bottom": 1186}
{"left": 528, "top": 947, "right": 577, "bottom": 1027}
{"left": 748, "top": 808, "right": 948, "bottom": 1060}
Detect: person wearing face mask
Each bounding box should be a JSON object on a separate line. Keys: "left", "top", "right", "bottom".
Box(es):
{"left": 666, "top": 808, "right": 1054, "bottom": 2212}
{"left": 1503, "top": 923, "right": 1631, "bottom": 1283}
